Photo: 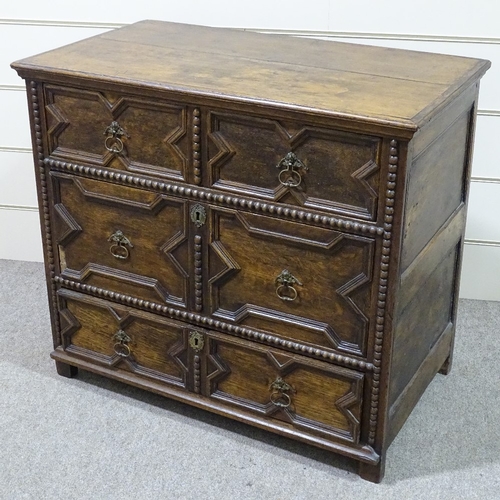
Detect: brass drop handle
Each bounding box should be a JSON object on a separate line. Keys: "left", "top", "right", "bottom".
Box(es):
{"left": 275, "top": 269, "right": 302, "bottom": 302}
{"left": 270, "top": 377, "right": 295, "bottom": 409}
{"left": 103, "top": 121, "right": 129, "bottom": 154}
{"left": 276, "top": 152, "right": 308, "bottom": 188}
{"left": 112, "top": 329, "right": 132, "bottom": 358}
{"left": 108, "top": 230, "right": 133, "bottom": 260}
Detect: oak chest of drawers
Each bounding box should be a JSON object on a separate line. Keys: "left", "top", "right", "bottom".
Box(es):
{"left": 12, "top": 21, "right": 490, "bottom": 482}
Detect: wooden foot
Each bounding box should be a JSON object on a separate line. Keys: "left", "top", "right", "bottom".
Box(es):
{"left": 438, "top": 352, "right": 453, "bottom": 375}
{"left": 55, "top": 361, "right": 78, "bottom": 378}
{"left": 359, "top": 457, "right": 386, "bottom": 483}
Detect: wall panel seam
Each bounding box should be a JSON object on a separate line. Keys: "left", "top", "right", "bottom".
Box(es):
{"left": 477, "top": 110, "right": 500, "bottom": 117}
{"left": 0, "top": 85, "right": 24, "bottom": 92}
{"left": 470, "top": 177, "right": 500, "bottom": 184}
{"left": 464, "top": 239, "right": 500, "bottom": 248}
{"left": 0, "top": 18, "right": 121, "bottom": 29}
{"left": 0, "top": 204, "right": 38, "bottom": 212}
{"left": 0, "top": 146, "right": 32, "bottom": 153}
{"left": 257, "top": 29, "right": 500, "bottom": 45}
{"left": 1, "top": 19, "right": 500, "bottom": 44}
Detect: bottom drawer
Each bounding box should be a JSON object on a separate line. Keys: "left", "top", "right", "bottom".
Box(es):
{"left": 203, "top": 331, "right": 365, "bottom": 444}
{"left": 56, "top": 288, "right": 365, "bottom": 446}
{"left": 57, "top": 289, "right": 189, "bottom": 389}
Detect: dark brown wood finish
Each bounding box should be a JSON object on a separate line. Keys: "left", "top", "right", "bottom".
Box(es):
{"left": 207, "top": 206, "right": 376, "bottom": 357}
{"left": 44, "top": 84, "right": 190, "bottom": 181}
{"left": 207, "top": 110, "right": 381, "bottom": 220}
{"left": 50, "top": 172, "right": 190, "bottom": 307}
{"left": 11, "top": 20, "right": 490, "bottom": 483}
{"left": 203, "top": 330, "right": 365, "bottom": 444}
{"left": 58, "top": 289, "right": 189, "bottom": 387}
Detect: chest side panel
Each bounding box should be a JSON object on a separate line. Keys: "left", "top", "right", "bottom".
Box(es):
{"left": 389, "top": 84, "right": 479, "bottom": 439}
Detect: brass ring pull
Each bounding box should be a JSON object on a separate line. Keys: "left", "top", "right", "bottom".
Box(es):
{"left": 276, "top": 152, "right": 308, "bottom": 188}
{"left": 113, "top": 342, "right": 131, "bottom": 357}
{"left": 278, "top": 167, "right": 302, "bottom": 188}
{"left": 270, "top": 391, "right": 291, "bottom": 408}
{"left": 275, "top": 269, "right": 302, "bottom": 302}
{"left": 112, "top": 330, "right": 132, "bottom": 358}
{"left": 109, "top": 243, "right": 130, "bottom": 260}
{"left": 276, "top": 284, "right": 298, "bottom": 302}
{"left": 108, "top": 230, "right": 133, "bottom": 260}
{"left": 103, "top": 121, "right": 129, "bottom": 154}
{"left": 269, "top": 377, "right": 295, "bottom": 409}
{"left": 104, "top": 135, "right": 124, "bottom": 153}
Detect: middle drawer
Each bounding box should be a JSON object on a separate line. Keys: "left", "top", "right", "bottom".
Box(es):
{"left": 50, "top": 171, "right": 378, "bottom": 360}
{"left": 51, "top": 172, "right": 191, "bottom": 309}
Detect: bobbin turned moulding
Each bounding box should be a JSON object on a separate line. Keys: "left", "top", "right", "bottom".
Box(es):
{"left": 11, "top": 20, "right": 490, "bottom": 482}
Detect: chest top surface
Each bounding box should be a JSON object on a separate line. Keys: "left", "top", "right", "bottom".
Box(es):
{"left": 12, "top": 20, "right": 490, "bottom": 132}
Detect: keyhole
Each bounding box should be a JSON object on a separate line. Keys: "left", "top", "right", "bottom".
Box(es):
{"left": 193, "top": 337, "right": 199, "bottom": 348}
{"left": 191, "top": 204, "right": 206, "bottom": 227}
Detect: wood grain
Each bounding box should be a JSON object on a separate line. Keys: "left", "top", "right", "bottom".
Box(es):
{"left": 11, "top": 21, "right": 490, "bottom": 130}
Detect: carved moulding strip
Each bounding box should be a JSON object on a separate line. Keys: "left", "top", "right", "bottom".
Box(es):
{"left": 193, "top": 108, "right": 202, "bottom": 185}
{"left": 53, "top": 276, "right": 375, "bottom": 373}
{"left": 194, "top": 234, "right": 203, "bottom": 311}
{"left": 193, "top": 354, "right": 201, "bottom": 393}
{"left": 44, "top": 157, "right": 385, "bottom": 237}
{"left": 31, "top": 81, "right": 61, "bottom": 344}
{"left": 367, "top": 139, "right": 398, "bottom": 445}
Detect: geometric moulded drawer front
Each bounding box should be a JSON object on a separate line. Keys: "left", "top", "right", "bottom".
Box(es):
{"left": 52, "top": 173, "right": 190, "bottom": 308}
{"left": 44, "top": 85, "right": 189, "bottom": 181}
{"left": 58, "top": 290, "right": 189, "bottom": 388}
{"left": 204, "top": 331, "right": 364, "bottom": 444}
{"left": 208, "top": 111, "right": 381, "bottom": 221}
{"left": 208, "top": 206, "right": 376, "bottom": 358}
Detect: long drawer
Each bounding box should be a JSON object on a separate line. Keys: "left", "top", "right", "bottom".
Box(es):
{"left": 50, "top": 170, "right": 379, "bottom": 361}
{"left": 56, "top": 289, "right": 366, "bottom": 445}
{"left": 42, "top": 83, "right": 384, "bottom": 222}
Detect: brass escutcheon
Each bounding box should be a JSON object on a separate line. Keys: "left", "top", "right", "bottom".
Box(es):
{"left": 276, "top": 152, "right": 308, "bottom": 188}
{"left": 189, "top": 331, "right": 205, "bottom": 352}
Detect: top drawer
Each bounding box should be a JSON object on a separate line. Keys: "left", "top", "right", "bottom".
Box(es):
{"left": 43, "top": 84, "right": 190, "bottom": 182}
{"left": 42, "top": 84, "right": 383, "bottom": 222}
{"left": 207, "top": 110, "right": 382, "bottom": 221}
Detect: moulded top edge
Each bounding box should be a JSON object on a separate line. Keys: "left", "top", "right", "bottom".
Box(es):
{"left": 11, "top": 20, "right": 490, "bottom": 134}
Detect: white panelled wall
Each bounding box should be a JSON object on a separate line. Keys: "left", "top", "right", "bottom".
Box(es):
{"left": 1, "top": 1, "right": 499, "bottom": 300}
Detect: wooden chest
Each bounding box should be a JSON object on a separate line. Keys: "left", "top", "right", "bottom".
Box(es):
{"left": 11, "top": 21, "right": 490, "bottom": 482}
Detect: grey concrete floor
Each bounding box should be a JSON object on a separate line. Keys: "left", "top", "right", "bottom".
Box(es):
{"left": 1, "top": 259, "right": 499, "bottom": 499}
